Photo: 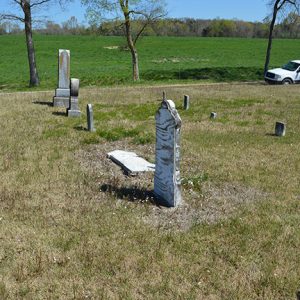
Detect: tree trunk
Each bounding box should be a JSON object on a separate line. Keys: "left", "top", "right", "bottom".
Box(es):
{"left": 123, "top": 11, "right": 140, "bottom": 81}
{"left": 264, "top": 0, "right": 281, "bottom": 75}
{"left": 130, "top": 46, "right": 139, "bottom": 81}
{"left": 23, "top": 1, "right": 40, "bottom": 87}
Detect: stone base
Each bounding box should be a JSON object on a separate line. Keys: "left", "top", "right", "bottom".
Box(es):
{"left": 53, "top": 96, "right": 69, "bottom": 107}
{"left": 154, "top": 186, "right": 182, "bottom": 207}
{"left": 67, "top": 109, "right": 81, "bottom": 117}
{"left": 53, "top": 88, "right": 70, "bottom": 107}
{"left": 56, "top": 88, "right": 70, "bottom": 97}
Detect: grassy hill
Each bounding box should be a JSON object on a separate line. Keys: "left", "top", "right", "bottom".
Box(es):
{"left": 1, "top": 34, "right": 300, "bottom": 90}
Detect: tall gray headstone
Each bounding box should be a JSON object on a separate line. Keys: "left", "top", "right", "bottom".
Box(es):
{"left": 154, "top": 100, "right": 182, "bottom": 207}
{"left": 53, "top": 49, "right": 70, "bottom": 107}
{"left": 67, "top": 78, "right": 81, "bottom": 117}
{"left": 87, "top": 104, "right": 95, "bottom": 132}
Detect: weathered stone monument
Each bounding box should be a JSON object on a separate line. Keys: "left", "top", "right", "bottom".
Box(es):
{"left": 53, "top": 49, "right": 70, "bottom": 107}
{"left": 67, "top": 78, "right": 81, "bottom": 117}
{"left": 154, "top": 99, "right": 182, "bottom": 207}
{"left": 275, "top": 121, "right": 286, "bottom": 136}
{"left": 183, "top": 95, "right": 190, "bottom": 110}
{"left": 86, "top": 104, "right": 95, "bottom": 132}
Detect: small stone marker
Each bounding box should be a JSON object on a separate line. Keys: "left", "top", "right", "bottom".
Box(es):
{"left": 53, "top": 49, "right": 71, "bottom": 107}
{"left": 275, "top": 121, "right": 286, "bottom": 136}
{"left": 86, "top": 104, "right": 95, "bottom": 132}
{"left": 154, "top": 99, "right": 182, "bottom": 207}
{"left": 163, "top": 91, "right": 167, "bottom": 101}
{"left": 67, "top": 78, "right": 81, "bottom": 117}
{"left": 183, "top": 95, "right": 190, "bottom": 110}
{"left": 107, "top": 150, "right": 155, "bottom": 176}
{"left": 210, "top": 112, "right": 217, "bottom": 119}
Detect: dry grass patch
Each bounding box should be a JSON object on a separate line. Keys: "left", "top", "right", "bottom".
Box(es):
{"left": 0, "top": 83, "right": 300, "bottom": 299}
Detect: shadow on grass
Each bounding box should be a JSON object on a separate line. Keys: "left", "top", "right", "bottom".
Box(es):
{"left": 142, "top": 66, "right": 264, "bottom": 82}
{"left": 100, "top": 184, "right": 158, "bottom": 205}
{"left": 52, "top": 111, "right": 66, "bottom": 117}
{"left": 74, "top": 125, "right": 87, "bottom": 131}
{"left": 32, "top": 100, "right": 53, "bottom": 107}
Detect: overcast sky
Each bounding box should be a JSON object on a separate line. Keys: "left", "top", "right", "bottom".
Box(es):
{"left": 2, "top": 0, "right": 270, "bottom": 25}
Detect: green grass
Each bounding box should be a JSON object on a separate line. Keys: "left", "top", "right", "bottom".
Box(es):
{"left": 1, "top": 34, "right": 300, "bottom": 90}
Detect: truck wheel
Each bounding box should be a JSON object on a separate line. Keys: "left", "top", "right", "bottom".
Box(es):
{"left": 282, "top": 78, "right": 292, "bottom": 85}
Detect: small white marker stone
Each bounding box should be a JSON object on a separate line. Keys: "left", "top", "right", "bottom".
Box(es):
{"left": 210, "top": 112, "right": 217, "bottom": 119}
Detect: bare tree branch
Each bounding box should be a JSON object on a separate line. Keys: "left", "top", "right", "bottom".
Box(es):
{"left": 30, "top": 0, "right": 52, "bottom": 8}
{"left": 0, "top": 13, "right": 24, "bottom": 22}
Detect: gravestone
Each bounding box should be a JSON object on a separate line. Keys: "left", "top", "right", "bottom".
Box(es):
{"left": 53, "top": 49, "right": 70, "bottom": 107}
{"left": 210, "top": 112, "right": 217, "bottom": 119}
{"left": 154, "top": 99, "right": 182, "bottom": 207}
{"left": 86, "top": 104, "right": 95, "bottom": 132}
{"left": 183, "top": 95, "right": 190, "bottom": 110}
{"left": 275, "top": 121, "right": 286, "bottom": 136}
{"left": 163, "top": 91, "right": 167, "bottom": 101}
{"left": 107, "top": 150, "right": 155, "bottom": 176}
{"left": 67, "top": 78, "right": 81, "bottom": 117}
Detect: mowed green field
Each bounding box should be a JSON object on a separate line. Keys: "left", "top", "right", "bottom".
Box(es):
{"left": 1, "top": 34, "right": 300, "bottom": 90}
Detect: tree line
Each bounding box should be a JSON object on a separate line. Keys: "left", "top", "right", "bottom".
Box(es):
{"left": 1, "top": 14, "right": 300, "bottom": 39}
{"left": 96, "top": 15, "right": 300, "bottom": 39}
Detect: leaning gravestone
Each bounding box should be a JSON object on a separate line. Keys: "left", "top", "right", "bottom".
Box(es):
{"left": 53, "top": 49, "right": 70, "bottom": 107}
{"left": 86, "top": 104, "right": 96, "bottom": 132}
{"left": 154, "top": 99, "right": 182, "bottom": 207}
{"left": 67, "top": 78, "right": 81, "bottom": 117}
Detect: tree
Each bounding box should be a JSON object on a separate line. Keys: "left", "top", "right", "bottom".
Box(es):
{"left": 81, "top": 0, "right": 166, "bottom": 81}
{"left": 264, "top": 0, "right": 299, "bottom": 75}
{"left": 43, "top": 20, "right": 62, "bottom": 35}
{"left": 0, "top": 1, "right": 71, "bottom": 87}
{"left": 62, "top": 16, "right": 79, "bottom": 34}
{"left": 279, "top": 12, "right": 300, "bottom": 37}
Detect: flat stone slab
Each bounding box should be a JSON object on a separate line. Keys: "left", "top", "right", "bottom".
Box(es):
{"left": 107, "top": 150, "right": 155, "bottom": 175}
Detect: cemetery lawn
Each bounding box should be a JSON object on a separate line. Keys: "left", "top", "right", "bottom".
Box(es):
{"left": 1, "top": 34, "right": 300, "bottom": 91}
{"left": 0, "top": 83, "right": 300, "bottom": 298}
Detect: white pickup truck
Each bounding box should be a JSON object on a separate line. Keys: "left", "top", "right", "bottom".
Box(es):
{"left": 265, "top": 60, "right": 300, "bottom": 84}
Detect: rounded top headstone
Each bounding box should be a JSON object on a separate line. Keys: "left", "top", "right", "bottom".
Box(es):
{"left": 70, "top": 78, "right": 80, "bottom": 97}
